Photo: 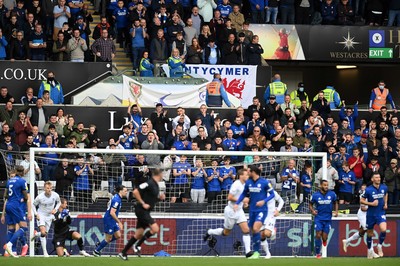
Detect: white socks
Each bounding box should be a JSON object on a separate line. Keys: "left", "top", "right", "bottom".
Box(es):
{"left": 40, "top": 237, "right": 48, "bottom": 254}
{"left": 208, "top": 228, "right": 224, "bottom": 236}
{"left": 243, "top": 234, "right": 251, "bottom": 254}
{"left": 347, "top": 232, "right": 361, "bottom": 243}
{"left": 261, "top": 239, "right": 270, "bottom": 255}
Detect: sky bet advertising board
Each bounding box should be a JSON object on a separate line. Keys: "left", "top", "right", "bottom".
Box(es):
{"left": 1, "top": 216, "right": 398, "bottom": 256}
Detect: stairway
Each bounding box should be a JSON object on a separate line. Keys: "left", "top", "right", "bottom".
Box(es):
{"left": 85, "top": 1, "right": 132, "bottom": 72}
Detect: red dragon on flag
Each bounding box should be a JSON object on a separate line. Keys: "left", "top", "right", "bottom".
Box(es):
{"left": 222, "top": 78, "right": 246, "bottom": 99}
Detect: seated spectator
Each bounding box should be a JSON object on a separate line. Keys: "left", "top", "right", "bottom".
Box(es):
{"left": 21, "top": 87, "right": 38, "bottom": 105}
{"left": 203, "top": 38, "right": 221, "bottom": 65}
{"left": 0, "top": 87, "right": 14, "bottom": 104}
{"left": 337, "top": 0, "right": 354, "bottom": 25}
{"left": 139, "top": 51, "right": 154, "bottom": 77}
{"left": 42, "top": 91, "right": 54, "bottom": 105}
{"left": 366, "top": 0, "right": 384, "bottom": 26}
{"left": 168, "top": 48, "right": 186, "bottom": 78}
{"left": 321, "top": 0, "right": 337, "bottom": 25}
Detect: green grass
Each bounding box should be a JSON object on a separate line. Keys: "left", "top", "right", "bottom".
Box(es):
{"left": 1, "top": 257, "right": 399, "bottom": 266}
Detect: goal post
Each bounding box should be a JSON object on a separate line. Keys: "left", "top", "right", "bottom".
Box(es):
{"left": 25, "top": 148, "right": 327, "bottom": 257}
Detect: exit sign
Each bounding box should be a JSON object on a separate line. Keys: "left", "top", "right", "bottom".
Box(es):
{"left": 369, "top": 48, "right": 393, "bottom": 59}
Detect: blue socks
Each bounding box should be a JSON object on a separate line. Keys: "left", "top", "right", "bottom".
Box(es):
{"left": 96, "top": 240, "right": 108, "bottom": 252}
{"left": 367, "top": 236, "right": 372, "bottom": 249}
{"left": 253, "top": 232, "right": 261, "bottom": 252}
{"left": 10, "top": 227, "right": 27, "bottom": 246}
{"left": 379, "top": 232, "right": 386, "bottom": 245}
{"left": 315, "top": 238, "right": 322, "bottom": 255}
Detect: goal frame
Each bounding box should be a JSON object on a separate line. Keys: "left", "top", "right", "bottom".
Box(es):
{"left": 29, "top": 148, "right": 327, "bottom": 256}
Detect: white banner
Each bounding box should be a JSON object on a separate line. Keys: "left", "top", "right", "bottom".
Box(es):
{"left": 162, "top": 64, "right": 257, "bottom": 108}
{"left": 122, "top": 75, "right": 207, "bottom": 108}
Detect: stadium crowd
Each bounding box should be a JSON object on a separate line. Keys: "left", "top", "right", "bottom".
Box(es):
{"left": 0, "top": 0, "right": 399, "bottom": 67}
{"left": 0, "top": 75, "right": 399, "bottom": 207}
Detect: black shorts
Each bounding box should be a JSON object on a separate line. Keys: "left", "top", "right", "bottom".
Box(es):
{"left": 135, "top": 206, "right": 155, "bottom": 229}
{"left": 172, "top": 184, "right": 190, "bottom": 199}
{"left": 339, "top": 192, "right": 353, "bottom": 202}
{"left": 53, "top": 230, "right": 74, "bottom": 248}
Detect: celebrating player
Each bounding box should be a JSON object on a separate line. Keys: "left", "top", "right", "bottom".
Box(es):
{"left": 93, "top": 185, "right": 128, "bottom": 257}
{"left": 360, "top": 172, "right": 388, "bottom": 259}
{"left": 2, "top": 166, "right": 32, "bottom": 258}
{"left": 342, "top": 184, "right": 379, "bottom": 257}
{"left": 309, "top": 180, "right": 338, "bottom": 259}
{"left": 31, "top": 181, "right": 61, "bottom": 257}
{"left": 260, "top": 190, "right": 284, "bottom": 259}
{"left": 53, "top": 198, "right": 91, "bottom": 257}
{"left": 234, "top": 165, "right": 275, "bottom": 259}
{"left": 203, "top": 169, "right": 253, "bottom": 257}
{"left": 118, "top": 169, "right": 165, "bottom": 260}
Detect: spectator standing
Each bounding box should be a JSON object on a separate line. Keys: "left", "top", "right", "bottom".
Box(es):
{"left": 0, "top": 28, "right": 7, "bottom": 60}
{"left": 205, "top": 73, "right": 231, "bottom": 107}
{"left": 312, "top": 86, "right": 341, "bottom": 109}
{"left": 290, "top": 82, "right": 309, "bottom": 108}
{"left": 339, "top": 101, "right": 358, "bottom": 132}
{"left": 280, "top": 0, "right": 295, "bottom": 24}
{"left": 247, "top": 34, "right": 264, "bottom": 66}
{"left": 53, "top": 0, "right": 71, "bottom": 41}
{"left": 384, "top": 158, "right": 400, "bottom": 205}
{"left": 338, "top": 162, "right": 356, "bottom": 204}
{"left": 197, "top": 0, "right": 216, "bottom": 23}
{"left": 54, "top": 158, "right": 75, "bottom": 200}
{"left": 388, "top": 0, "right": 400, "bottom": 26}
{"left": 347, "top": 147, "right": 365, "bottom": 193}
{"left": 264, "top": 74, "right": 288, "bottom": 105}
{"left": 0, "top": 87, "right": 14, "bottom": 104}
{"left": 337, "top": 0, "right": 354, "bottom": 25}
{"left": 149, "top": 29, "right": 168, "bottom": 75}
{"left": 369, "top": 80, "right": 397, "bottom": 113}
{"left": 321, "top": 0, "right": 337, "bottom": 25}
{"left": 9, "top": 31, "right": 31, "bottom": 61}
{"left": 190, "top": 6, "right": 204, "bottom": 35}
{"left": 40, "top": 135, "right": 59, "bottom": 181}
{"left": 249, "top": 0, "right": 265, "bottom": 23}
{"left": 38, "top": 71, "right": 64, "bottom": 104}
{"left": 141, "top": 131, "right": 164, "bottom": 166}
{"left": 129, "top": 19, "right": 147, "bottom": 69}
{"left": 74, "top": 156, "right": 94, "bottom": 203}
{"left": 13, "top": 111, "right": 32, "bottom": 146}
{"left": 27, "top": 99, "right": 48, "bottom": 131}
{"left": 266, "top": 0, "right": 279, "bottom": 24}
{"left": 229, "top": 5, "right": 244, "bottom": 32}
{"left": 183, "top": 18, "right": 198, "bottom": 46}
{"left": 91, "top": 29, "right": 116, "bottom": 62}
{"left": 67, "top": 28, "right": 87, "bottom": 62}
{"left": 186, "top": 37, "right": 203, "bottom": 64}
{"left": 112, "top": 0, "right": 128, "bottom": 48}
{"left": 52, "top": 31, "right": 69, "bottom": 61}
{"left": 281, "top": 159, "right": 300, "bottom": 203}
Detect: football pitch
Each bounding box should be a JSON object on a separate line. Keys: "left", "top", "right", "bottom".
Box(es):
{"left": 1, "top": 257, "right": 399, "bottom": 266}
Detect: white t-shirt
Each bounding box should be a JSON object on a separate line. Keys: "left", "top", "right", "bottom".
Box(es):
{"left": 228, "top": 180, "right": 245, "bottom": 209}
{"left": 33, "top": 191, "right": 61, "bottom": 216}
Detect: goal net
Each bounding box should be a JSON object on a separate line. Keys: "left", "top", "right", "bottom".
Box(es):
{"left": 0, "top": 148, "right": 326, "bottom": 257}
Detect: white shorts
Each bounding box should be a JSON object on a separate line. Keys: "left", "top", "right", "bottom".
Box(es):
{"left": 37, "top": 214, "right": 54, "bottom": 232}
{"left": 223, "top": 206, "right": 247, "bottom": 230}
{"left": 357, "top": 209, "right": 367, "bottom": 230}
{"left": 262, "top": 213, "right": 276, "bottom": 232}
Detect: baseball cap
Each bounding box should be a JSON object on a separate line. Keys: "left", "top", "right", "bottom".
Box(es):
{"left": 361, "top": 133, "right": 368, "bottom": 138}
{"left": 370, "top": 156, "right": 378, "bottom": 161}
{"left": 298, "top": 82, "right": 304, "bottom": 87}
{"left": 238, "top": 32, "right": 245, "bottom": 37}
{"left": 77, "top": 15, "right": 83, "bottom": 20}
{"left": 269, "top": 95, "right": 276, "bottom": 99}
{"left": 179, "top": 132, "right": 186, "bottom": 137}
{"left": 390, "top": 158, "right": 398, "bottom": 164}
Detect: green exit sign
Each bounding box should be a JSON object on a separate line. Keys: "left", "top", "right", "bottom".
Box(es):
{"left": 369, "top": 48, "right": 393, "bottom": 59}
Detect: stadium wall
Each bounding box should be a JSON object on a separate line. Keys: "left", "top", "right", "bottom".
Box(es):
{"left": 1, "top": 215, "right": 398, "bottom": 257}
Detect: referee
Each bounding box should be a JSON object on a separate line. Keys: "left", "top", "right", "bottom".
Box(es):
{"left": 53, "top": 198, "right": 91, "bottom": 257}
{"left": 119, "top": 169, "right": 165, "bottom": 260}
